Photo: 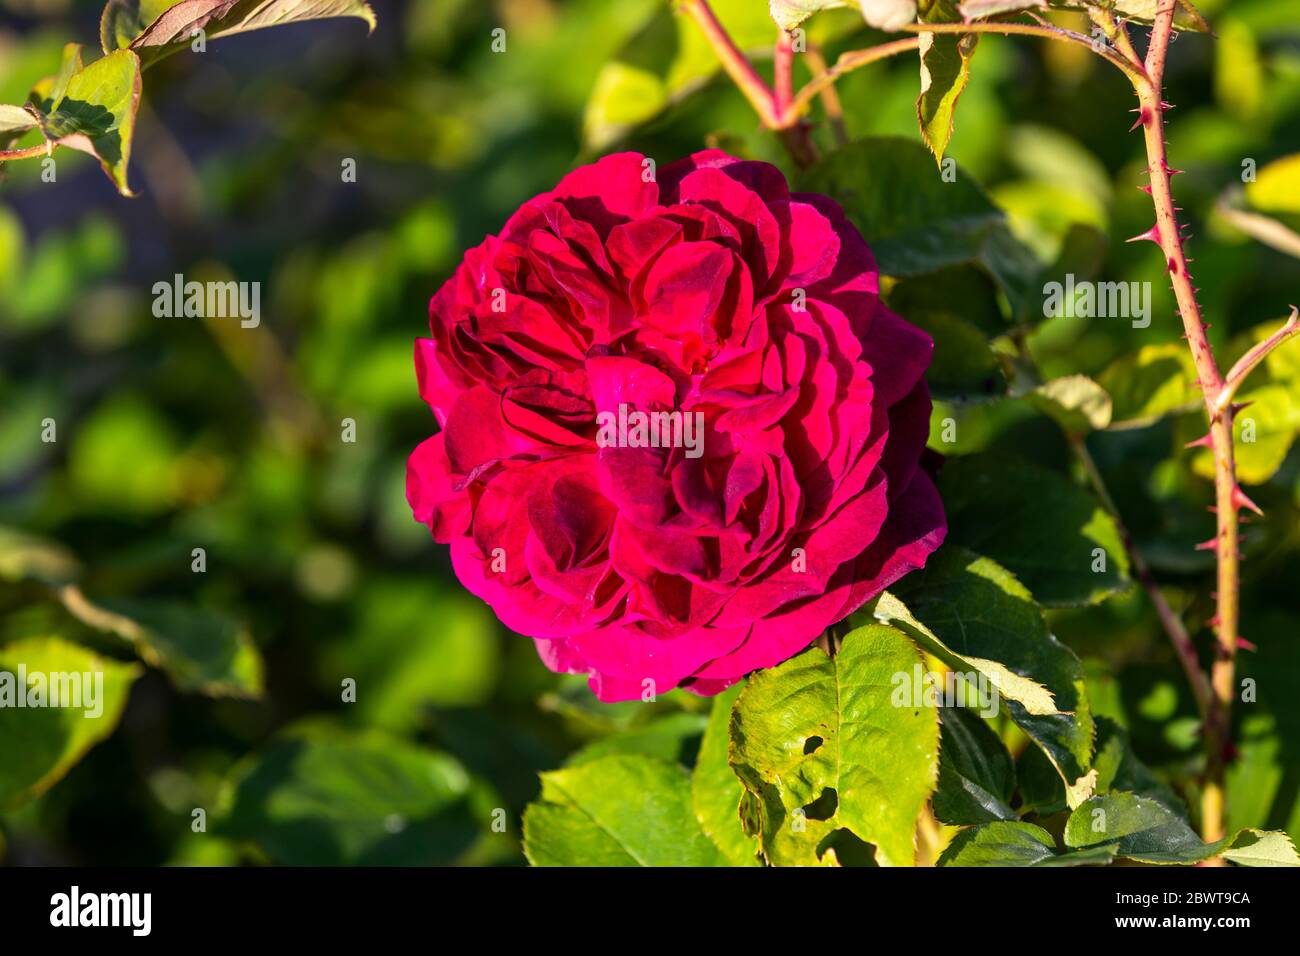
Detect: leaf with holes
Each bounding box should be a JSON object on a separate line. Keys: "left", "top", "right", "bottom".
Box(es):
{"left": 728, "top": 623, "right": 939, "bottom": 866}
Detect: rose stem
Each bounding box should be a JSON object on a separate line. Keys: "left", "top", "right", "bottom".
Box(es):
{"left": 676, "top": 0, "right": 779, "bottom": 127}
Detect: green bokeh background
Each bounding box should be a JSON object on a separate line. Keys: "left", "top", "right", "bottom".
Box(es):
{"left": 1, "top": 0, "right": 1298, "bottom": 865}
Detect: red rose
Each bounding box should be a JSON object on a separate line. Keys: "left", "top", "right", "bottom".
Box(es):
{"left": 407, "top": 150, "right": 946, "bottom": 701}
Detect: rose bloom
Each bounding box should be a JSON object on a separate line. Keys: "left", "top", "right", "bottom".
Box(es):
{"left": 408, "top": 151, "right": 946, "bottom": 701}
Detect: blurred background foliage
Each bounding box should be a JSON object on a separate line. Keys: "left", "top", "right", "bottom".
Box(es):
{"left": 0, "top": 0, "right": 1298, "bottom": 865}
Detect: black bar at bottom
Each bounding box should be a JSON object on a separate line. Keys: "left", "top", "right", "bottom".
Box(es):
{"left": 0, "top": 865, "right": 1294, "bottom": 940}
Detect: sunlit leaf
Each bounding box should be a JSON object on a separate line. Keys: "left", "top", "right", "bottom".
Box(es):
{"left": 916, "top": 1, "right": 976, "bottom": 164}
{"left": 877, "top": 547, "right": 1095, "bottom": 785}
{"left": 21, "top": 46, "right": 142, "bottom": 195}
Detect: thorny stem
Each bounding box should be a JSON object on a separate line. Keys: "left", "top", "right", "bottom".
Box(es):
{"left": 1135, "top": 0, "right": 1239, "bottom": 848}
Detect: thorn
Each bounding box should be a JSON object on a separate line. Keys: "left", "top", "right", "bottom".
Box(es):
{"left": 1166, "top": 166, "right": 1184, "bottom": 176}
{"left": 1129, "top": 107, "right": 1151, "bottom": 131}
{"left": 1195, "top": 537, "right": 1217, "bottom": 552}
{"left": 1126, "top": 224, "right": 1161, "bottom": 244}
{"left": 1160, "top": 100, "right": 1175, "bottom": 111}
{"left": 1232, "top": 485, "right": 1264, "bottom": 516}
{"left": 1206, "top": 614, "right": 1220, "bottom": 629}
{"left": 1237, "top": 637, "right": 1257, "bottom": 652}
{"left": 1185, "top": 433, "right": 1213, "bottom": 449}
{"left": 1168, "top": 258, "right": 1179, "bottom": 274}
{"left": 1138, "top": 184, "right": 1153, "bottom": 194}
{"left": 1231, "top": 401, "right": 1253, "bottom": 415}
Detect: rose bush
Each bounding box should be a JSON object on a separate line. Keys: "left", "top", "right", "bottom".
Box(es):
{"left": 407, "top": 150, "right": 946, "bottom": 700}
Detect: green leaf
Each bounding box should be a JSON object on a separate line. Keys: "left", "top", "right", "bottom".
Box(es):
{"left": 876, "top": 547, "right": 1095, "bottom": 786}
{"left": 104, "top": 0, "right": 376, "bottom": 67}
{"left": 1024, "top": 375, "right": 1113, "bottom": 435}
{"left": 800, "top": 138, "right": 1042, "bottom": 323}
{"left": 1092, "top": 717, "right": 1188, "bottom": 819}
{"left": 25, "top": 47, "right": 141, "bottom": 195}
{"left": 1066, "top": 793, "right": 1300, "bottom": 866}
{"left": 933, "top": 706, "right": 1017, "bottom": 824}
{"left": 0, "top": 636, "right": 140, "bottom": 810}
{"left": 691, "top": 682, "right": 761, "bottom": 866}
{"left": 1220, "top": 829, "right": 1300, "bottom": 867}
{"left": 222, "top": 723, "right": 495, "bottom": 865}
{"left": 728, "top": 623, "right": 940, "bottom": 866}
{"left": 67, "top": 592, "right": 263, "bottom": 699}
{"left": 1098, "top": 343, "right": 1200, "bottom": 428}
{"left": 524, "top": 755, "right": 726, "bottom": 866}
{"left": 0, "top": 526, "right": 80, "bottom": 586}
{"left": 936, "top": 454, "right": 1130, "bottom": 606}
{"left": 1066, "top": 794, "right": 1210, "bottom": 863}
{"left": 937, "top": 820, "right": 1117, "bottom": 866}
{"left": 916, "top": 2, "right": 976, "bottom": 164}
